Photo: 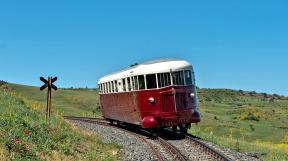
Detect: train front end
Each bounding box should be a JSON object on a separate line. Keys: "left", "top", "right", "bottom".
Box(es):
{"left": 140, "top": 67, "right": 200, "bottom": 133}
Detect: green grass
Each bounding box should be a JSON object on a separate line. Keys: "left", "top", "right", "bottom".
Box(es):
{"left": 9, "top": 83, "right": 101, "bottom": 117}
{"left": 191, "top": 88, "right": 288, "bottom": 161}
{"left": 0, "top": 84, "right": 119, "bottom": 161}
{"left": 6, "top": 83, "right": 288, "bottom": 160}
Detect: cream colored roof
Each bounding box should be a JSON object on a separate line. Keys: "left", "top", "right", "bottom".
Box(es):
{"left": 98, "top": 58, "right": 192, "bottom": 84}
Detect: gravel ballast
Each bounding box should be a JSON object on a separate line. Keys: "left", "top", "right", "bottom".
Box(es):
{"left": 67, "top": 120, "right": 157, "bottom": 161}
{"left": 67, "top": 119, "right": 262, "bottom": 161}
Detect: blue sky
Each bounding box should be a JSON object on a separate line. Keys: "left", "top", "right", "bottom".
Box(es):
{"left": 0, "top": 0, "right": 287, "bottom": 95}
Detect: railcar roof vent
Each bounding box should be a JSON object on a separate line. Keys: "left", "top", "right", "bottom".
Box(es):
{"left": 130, "top": 63, "right": 139, "bottom": 67}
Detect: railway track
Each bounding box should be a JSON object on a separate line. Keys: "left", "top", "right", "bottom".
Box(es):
{"left": 64, "top": 116, "right": 183, "bottom": 161}
{"left": 162, "top": 128, "right": 231, "bottom": 161}
{"left": 64, "top": 116, "right": 232, "bottom": 161}
{"left": 184, "top": 134, "right": 231, "bottom": 161}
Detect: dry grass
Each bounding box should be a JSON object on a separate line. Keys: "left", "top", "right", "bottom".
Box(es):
{"left": 0, "top": 146, "right": 8, "bottom": 161}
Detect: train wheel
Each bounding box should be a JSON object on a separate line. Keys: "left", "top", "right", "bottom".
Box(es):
{"left": 108, "top": 119, "right": 114, "bottom": 125}
{"left": 180, "top": 125, "right": 188, "bottom": 135}
{"left": 172, "top": 126, "right": 177, "bottom": 131}
{"left": 156, "top": 127, "right": 163, "bottom": 137}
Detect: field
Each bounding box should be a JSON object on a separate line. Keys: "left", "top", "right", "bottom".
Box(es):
{"left": 9, "top": 83, "right": 100, "bottom": 117}
{"left": 191, "top": 88, "right": 288, "bottom": 161}
{"left": 0, "top": 83, "right": 119, "bottom": 161}
{"left": 5, "top": 83, "right": 288, "bottom": 160}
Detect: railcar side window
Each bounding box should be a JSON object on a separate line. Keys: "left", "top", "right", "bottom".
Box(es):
{"left": 127, "top": 77, "right": 131, "bottom": 91}
{"left": 184, "top": 70, "right": 193, "bottom": 85}
{"left": 132, "top": 76, "right": 139, "bottom": 90}
{"left": 114, "top": 80, "right": 118, "bottom": 92}
{"left": 110, "top": 82, "right": 113, "bottom": 93}
{"left": 105, "top": 83, "right": 107, "bottom": 93}
{"left": 138, "top": 75, "right": 145, "bottom": 89}
{"left": 157, "top": 72, "right": 171, "bottom": 88}
{"left": 122, "top": 79, "right": 126, "bottom": 91}
{"left": 110, "top": 82, "right": 112, "bottom": 93}
{"left": 108, "top": 82, "right": 110, "bottom": 93}
{"left": 146, "top": 74, "right": 157, "bottom": 89}
{"left": 111, "top": 81, "right": 114, "bottom": 93}
{"left": 172, "top": 71, "right": 184, "bottom": 85}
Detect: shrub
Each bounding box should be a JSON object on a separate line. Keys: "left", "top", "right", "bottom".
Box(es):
{"left": 0, "top": 80, "right": 7, "bottom": 87}
{"left": 282, "top": 133, "right": 288, "bottom": 144}
{"left": 239, "top": 112, "right": 259, "bottom": 121}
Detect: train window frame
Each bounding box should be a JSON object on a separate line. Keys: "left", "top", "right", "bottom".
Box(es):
{"left": 122, "top": 78, "right": 126, "bottom": 91}
{"left": 155, "top": 74, "right": 159, "bottom": 88}
{"left": 114, "top": 81, "right": 116, "bottom": 92}
{"left": 172, "top": 71, "right": 184, "bottom": 85}
{"left": 110, "top": 82, "right": 112, "bottom": 93}
{"left": 104, "top": 82, "right": 107, "bottom": 93}
{"left": 146, "top": 74, "right": 157, "bottom": 89}
{"left": 131, "top": 77, "right": 134, "bottom": 91}
{"left": 109, "top": 82, "right": 112, "bottom": 93}
{"left": 129, "top": 77, "right": 133, "bottom": 91}
{"left": 108, "top": 82, "right": 111, "bottom": 93}
{"left": 101, "top": 84, "right": 103, "bottom": 93}
{"left": 111, "top": 81, "right": 114, "bottom": 93}
{"left": 127, "top": 77, "right": 132, "bottom": 91}
{"left": 104, "top": 82, "right": 108, "bottom": 93}
{"left": 131, "top": 76, "right": 138, "bottom": 91}
{"left": 100, "top": 84, "right": 103, "bottom": 93}
{"left": 184, "top": 70, "right": 193, "bottom": 85}
{"left": 117, "top": 80, "right": 122, "bottom": 92}
{"left": 157, "top": 72, "right": 171, "bottom": 88}
{"left": 138, "top": 75, "right": 145, "bottom": 90}
{"left": 134, "top": 76, "right": 139, "bottom": 90}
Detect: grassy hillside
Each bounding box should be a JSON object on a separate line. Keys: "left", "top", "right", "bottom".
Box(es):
{"left": 9, "top": 83, "right": 100, "bottom": 117}
{"left": 191, "top": 88, "right": 288, "bottom": 161}
{"left": 0, "top": 83, "right": 119, "bottom": 160}
{"left": 7, "top": 83, "right": 288, "bottom": 160}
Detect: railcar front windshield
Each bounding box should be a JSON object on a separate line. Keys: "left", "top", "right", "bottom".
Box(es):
{"left": 184, "top": 70, "right": 194, "bottom": 85}
{"left": 157, "top": 72, "right": 171, "bottom": 88}
{"left": 151, "top": 69, "right": 195, "bottom": 89}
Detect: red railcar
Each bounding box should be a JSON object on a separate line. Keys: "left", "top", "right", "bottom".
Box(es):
{"left": 98, "top": 58, "right": 200, "bottom": 133}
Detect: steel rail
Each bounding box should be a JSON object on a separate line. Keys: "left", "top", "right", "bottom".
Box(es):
{"left": 164, "top": 127, "right": 232, "bottom": 161}
{"left": 157, "top": 137, "right": 189, "bottom": 161}
{"left": 184, "top": 134, "right": 232, "bottom": 161}
{"left": 129, "top": 127, "right": 189, "bottom": 161}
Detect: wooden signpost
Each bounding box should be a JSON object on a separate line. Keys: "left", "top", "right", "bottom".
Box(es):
{"left": 40, "top": 76, "right": 58, "bottom": 123}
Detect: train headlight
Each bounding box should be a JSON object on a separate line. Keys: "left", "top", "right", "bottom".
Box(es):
{"left": 148, "top": 97, "right": 155, "bottom": 104}
{"left": 190, "top": 93, "right": 195, "bottom": 98}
